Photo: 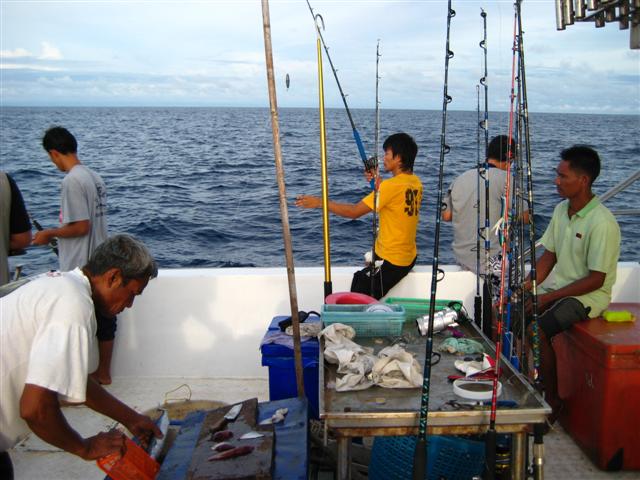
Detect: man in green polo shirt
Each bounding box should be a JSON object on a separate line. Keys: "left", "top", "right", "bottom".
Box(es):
{"left": 526, "top": 145, "right": 620, "bottom": 423}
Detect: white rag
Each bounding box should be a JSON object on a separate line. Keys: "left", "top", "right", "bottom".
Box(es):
{"left": 320, "top": 323, "right": 422, "bottom": 392}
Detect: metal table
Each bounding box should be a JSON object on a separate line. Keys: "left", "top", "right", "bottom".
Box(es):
{"left": 319, "top": 319, "right": 550, "bottom": 479}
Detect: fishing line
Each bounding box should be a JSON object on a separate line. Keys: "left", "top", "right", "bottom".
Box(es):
{"left": 484, "top": 6, "right": 519, "bottom": 479}
{"left": 305, "top": 0, "right": 372, "bottom": 176}
{"left": 412, "top": 2, "right": 455, "bottom": 478}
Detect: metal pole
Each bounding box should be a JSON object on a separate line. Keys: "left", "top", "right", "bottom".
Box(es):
{"left": 260, "top": 0, "right": 305, "bottom": 397}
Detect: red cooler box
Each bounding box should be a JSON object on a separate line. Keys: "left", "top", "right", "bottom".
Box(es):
{"left": 554, "top": 302, "right": 640, "bottom": 471}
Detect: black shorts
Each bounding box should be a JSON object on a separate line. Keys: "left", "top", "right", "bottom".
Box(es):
{"left": 350, "top": 256, "right": 416, "bottom": 300}
{"left": 96, "top": 310, "right": 118, "bottom": 341}
{"left": 536, "top": 297, "right": 589, "bottom": 338}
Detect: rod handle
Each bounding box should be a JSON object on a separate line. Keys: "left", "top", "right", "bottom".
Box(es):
{"left": 484, "top": 428, "right": 497, "bottom": 480}
{"left": 412, "top": 437, "right": 427, "bottom": 480}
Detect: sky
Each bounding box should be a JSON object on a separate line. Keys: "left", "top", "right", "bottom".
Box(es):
{"left": 1, "top": 0, "right": 639, "bottom": 114}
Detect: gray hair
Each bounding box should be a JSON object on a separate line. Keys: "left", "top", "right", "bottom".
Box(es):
{"left": 85, "top": 234, "right": 158, "bottom": 283}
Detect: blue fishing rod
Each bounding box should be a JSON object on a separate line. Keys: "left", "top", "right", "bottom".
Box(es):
{"left": 412, "top": 2, "right": 455, "bottom": 478}
{"left": 305, "top": 0, "right": 373, "bottom": 177}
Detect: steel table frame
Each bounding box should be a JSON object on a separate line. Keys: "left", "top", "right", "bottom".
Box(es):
{"left": 319, "top": 320, "right": 550, "bottom": 479}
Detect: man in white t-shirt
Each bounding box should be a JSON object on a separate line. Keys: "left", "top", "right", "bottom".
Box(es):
{"left": 0, "top": 234, "right": 160, "bottom": 479}
{"left": 33, "top": 126, "right": 115, "bottom": 387}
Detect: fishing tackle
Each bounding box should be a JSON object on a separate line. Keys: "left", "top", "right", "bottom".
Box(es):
{"left": 306, "top": 0, "right": 371, "bottom": 174}
{"left": 370, "top": 40, "right": 382, "bottom": 296}
{"left": 485, "top": 5, "right": 519, "bottom": 478}
{"left": 30, "top": 213, "right": 59, "bottom": 256}
{"left": 412, "top": 2, "right": 455, "bottom": 478}
{"left": 479, "top": 9, "right": 493, "bottom": 340}
{"left": 516, "top": 0, "right": 542, "bottom": 388}
{"left": 308, "top": 10, "right": 334, "bottom": 299}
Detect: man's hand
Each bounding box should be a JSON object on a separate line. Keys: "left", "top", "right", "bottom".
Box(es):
{"left": 82, "top": 429, "right": 127, "bottom": 460}
{"left": 123, "top": 413, "right": 163, "bottom": 449}
{"left": 295, "top": 195, "right": 321, "bottom": 209}
{"left": 32, "top": 229, "right": 54, "bottom": 246}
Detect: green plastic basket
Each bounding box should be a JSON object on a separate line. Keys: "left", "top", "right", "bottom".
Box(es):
{"left": 384, "top": 297, "right": 461, "bottom": 322}
{"left": 321, "top": 304, "right": 406, "bottom": 337}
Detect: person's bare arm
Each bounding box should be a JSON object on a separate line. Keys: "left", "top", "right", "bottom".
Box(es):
{"left": 32, "top": 220, "right": 90, "bottom": 246}
{"left": 10, "top": 230, "right": 32, "bottom": 250}
{"left": 295, "top": 195, "right": 372, "bottom": 219}
{"left": 84, "top": 377, "right": 161, "bottom": 446}
{"left": 20, "top": 383, "right": 126, "bottom": 460}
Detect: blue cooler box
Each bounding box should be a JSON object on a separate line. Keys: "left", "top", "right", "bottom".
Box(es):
{"left": 260, "top": 315, "right": 320, "bottom": 419}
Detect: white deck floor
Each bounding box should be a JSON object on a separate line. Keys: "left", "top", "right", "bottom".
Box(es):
{"left": 9, "top": 376, "right": 639, "bottom": 480}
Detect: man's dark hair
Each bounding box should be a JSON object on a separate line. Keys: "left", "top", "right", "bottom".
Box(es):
{"left": 383, "top": 133, "right": 418, "bottom": 172}
{"left": 560, "top": 145, "right": 601, "bottom": 185}
{"left": 42, "top": 126, "right": 78, "bottom": 154}
{"left": 84, "top": 234, "right": 158, "bottom": 283}
{"left": 487, "top": 135, "right": 516, "bottom": 163}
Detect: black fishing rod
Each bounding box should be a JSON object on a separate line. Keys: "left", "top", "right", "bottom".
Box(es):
{"left": 305, "top": 0, "right": 372, "bottom": 174}
{"left": 370, "top": 40, "right": 381, "bottom": 296}
{"left": 412, "top": 2, "right": 455, "bottom": 478}
{"left": 30, "top": 213, "right": 59, "bottom": 256}
{"left": 475, "top": 83, "right": 482, "bottom": 331}
{"left": 479, "top": 8, "right": 492, "bottom": 339}
{"left": 484, "top": 7, "right": 519, "bottom": 480}
{"left": 515, "top": 1, "right": 545, "bottom": 476}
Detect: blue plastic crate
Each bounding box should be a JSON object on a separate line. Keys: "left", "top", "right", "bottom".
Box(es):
{"left": 260, "top": 317, "right": 320, "bottom": 419}
{"left": 369, "top": 435, "right": 485, "bottom": 480}
{"left": 321, "top": 304, "right": 406, "bottom": 337}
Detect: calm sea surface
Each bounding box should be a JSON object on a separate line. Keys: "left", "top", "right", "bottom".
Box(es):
{"left": 1, "top": 107, "right": 638, "bottom": 277}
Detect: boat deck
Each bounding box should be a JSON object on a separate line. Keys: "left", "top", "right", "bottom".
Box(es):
{"left": 9, "top": 376, "right": 638, "bottom": 479}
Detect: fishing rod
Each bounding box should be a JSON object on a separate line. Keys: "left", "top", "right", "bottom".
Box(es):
{"left": 29, "top": 213, "right": 59, "bottom": 256}
{"left": 475, "top": 83, "right": 482, "bottom": 330}
{"left": 515, "top": 1, "right": 545, "bottom": 476}
{"left": 370, "top": 40, "right": 382, "bottom": 296}
{"left": 305, "top": 0, "right": 373, "bottom": 176}
{"left": 484, "top": 7, "right": 519, "bottom": 480}
{"left": 479, "top": 8, "right": 493, "bottom": 340}
{"left": 311, "top": 11, "right": 333, "bottom": 299}
{"left": 260, "top": 0, "right": 305, "bottom": 398}
{"left": 412, "top": 2, "right": 455, "bottom": 478}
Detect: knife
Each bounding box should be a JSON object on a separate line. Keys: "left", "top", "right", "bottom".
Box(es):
{"left": 209, "top": 403, "right": 243, "bottom": 434}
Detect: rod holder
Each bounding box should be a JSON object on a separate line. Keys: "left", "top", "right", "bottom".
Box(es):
{"left": 564, "top": 0, "right": 575, "bottom": 25}
{"left": 556, "top": 0, "right": 567, "bottom": 29}
{"left": 575, "top": 0, "right": 587, "bottom": 19}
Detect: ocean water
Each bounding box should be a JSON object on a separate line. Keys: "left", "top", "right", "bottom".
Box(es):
{"left": 1, "top": 107, "right": 638, "bottom": 277}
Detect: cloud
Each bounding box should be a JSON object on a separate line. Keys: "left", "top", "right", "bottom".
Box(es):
{"left": 38, "top": 42, "right": 63, "bottom": 60}
{"left": 0, "top": 47, "right": 31, "bottom": 59}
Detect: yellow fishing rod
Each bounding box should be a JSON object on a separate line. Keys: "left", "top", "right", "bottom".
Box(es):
{"left": 314, "top": 13, "right": 332, "bottom": 298}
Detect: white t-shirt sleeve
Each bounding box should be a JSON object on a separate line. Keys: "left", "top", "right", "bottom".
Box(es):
{"left": 25, "top": 318, "right": 96, "bottom": 403}
{"left": 61, "top": 174, "right": 90, "bottom": 224}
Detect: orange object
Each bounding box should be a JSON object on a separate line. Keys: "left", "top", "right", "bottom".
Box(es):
{"left": 97, "top": 437, "right": 160, "bottom": 480}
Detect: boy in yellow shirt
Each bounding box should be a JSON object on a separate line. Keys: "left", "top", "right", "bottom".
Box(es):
{"left": 296, "top": 132, "right": 422, "bottom": 299}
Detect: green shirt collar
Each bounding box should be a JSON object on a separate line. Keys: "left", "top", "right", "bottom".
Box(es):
{"left": 575, "top": 195, "right": 601, "bottom": 218}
